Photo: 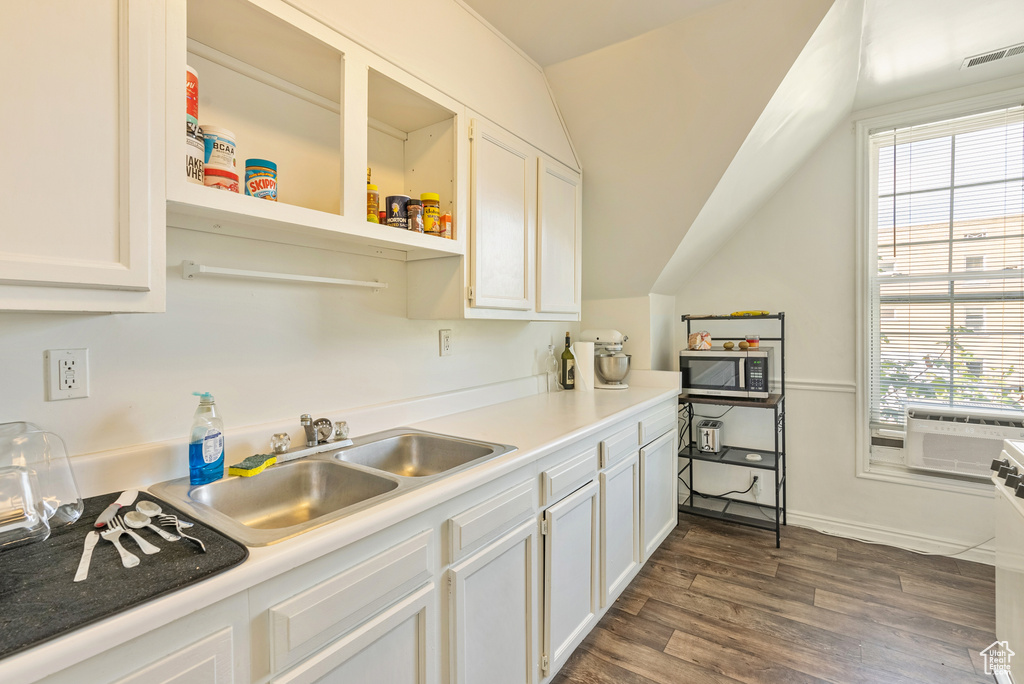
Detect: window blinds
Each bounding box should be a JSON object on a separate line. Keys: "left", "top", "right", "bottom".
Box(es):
{"left": 868, "top": 105, "right": 1024, "bottom": 427}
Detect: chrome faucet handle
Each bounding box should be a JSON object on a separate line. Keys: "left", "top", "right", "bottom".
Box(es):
{"left": 313, "top": 418, "right": 334, "bottom": 444}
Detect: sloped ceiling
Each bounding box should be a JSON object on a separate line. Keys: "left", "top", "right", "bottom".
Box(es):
{"left": 544, "top": 0, "right": 835, "bottom": 300}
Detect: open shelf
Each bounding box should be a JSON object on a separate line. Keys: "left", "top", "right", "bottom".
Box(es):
{"left": 679, "top": 494, "right": 779, "bottom": 531}
{"left": 679, "top": 443, "right": 780, "bottom": 471}
{"left": 679, "top": 393, "right": 783, "bottom": 409}
{"left": 367, "top": 68, "right": 457, "bottom": 239}
{"left": 166, "top": 182, "right": 464, "bottom": 260}
{"left": 166, "top": 0, "right": 465, "bottom": 262}
{"left": 186, "top": 0, "right": 343, "bottom": 215}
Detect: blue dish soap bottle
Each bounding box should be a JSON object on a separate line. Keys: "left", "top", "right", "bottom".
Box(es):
{"left": 189, "top": 392, "right": 224, "bottom": 485}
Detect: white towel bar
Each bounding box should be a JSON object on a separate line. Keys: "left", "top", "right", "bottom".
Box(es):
{"left": 181, "top": 261, "right": 387, "bottom": 290}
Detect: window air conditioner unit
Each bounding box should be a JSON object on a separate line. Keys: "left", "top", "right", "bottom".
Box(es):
{"left": 905, "top": 404, "right": 1024, "bottom": 480}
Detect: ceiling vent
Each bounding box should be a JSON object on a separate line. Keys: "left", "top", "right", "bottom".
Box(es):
{"left": 961, "top": 42, "right": 1024, "bottom": 70}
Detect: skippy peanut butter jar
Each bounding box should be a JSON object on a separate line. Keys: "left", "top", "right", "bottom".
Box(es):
{"left": 245, "top": 159, "right": 277, "bottom": 201}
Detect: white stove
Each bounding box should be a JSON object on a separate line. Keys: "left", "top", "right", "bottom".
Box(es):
{"left": 992, "top": 440, "right": 1024, "bottom": 683}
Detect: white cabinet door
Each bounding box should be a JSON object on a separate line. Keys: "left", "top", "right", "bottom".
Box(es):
{"left": 114, "top": 628, "right": 234, "bottom": 684}
{"left": 536, "top": 157, "right": 581, "bottom": 315}
{"left": 0, "top": 0, "right": 165, "bottom": 312}
{"left": 640, "top": 430, "right": 678, "bottom": 559}
{"left": 272, "top": 584, "right": 435, "bottom": 684}
{"left": 449, "top": 519, "right": 539, "bottom": 684}
{"left": 543, "top": 480, "right": 599, "bottom": 677}
{"left": 600, "top": 452, "right": 641, "bottom": 607}
{"left": 469, "top": 118, "right": 535, "bottom": 311}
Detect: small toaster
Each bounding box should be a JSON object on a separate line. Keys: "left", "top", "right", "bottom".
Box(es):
{"left": 696, "top": 420, "right": 723, "bottom": 453}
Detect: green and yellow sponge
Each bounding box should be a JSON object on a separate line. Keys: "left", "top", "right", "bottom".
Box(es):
{"left": 228, "top": 453, "right": 277, "bottom": 477}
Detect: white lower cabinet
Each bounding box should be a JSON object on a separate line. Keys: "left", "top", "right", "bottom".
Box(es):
{"left": 448, "top": 518, "right": 539, "bottom": 684}
{"left": 600, "top": 452, "right": 641, "bottom": 607}
{"left": 39, "top": 595, "right": 249, "bottom": 684}
{"left": 271, "top": 584, "right": 435, "bottom": 684}
{"left": 640, "top": 430, "right": 678, "bottom": 560}
{"left": 542, "top": 480, "right": 599, "bottom": 677}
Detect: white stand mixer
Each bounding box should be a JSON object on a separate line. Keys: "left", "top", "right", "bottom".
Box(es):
{"left": 579, "top": 329, "right": 631, "bottom": 389}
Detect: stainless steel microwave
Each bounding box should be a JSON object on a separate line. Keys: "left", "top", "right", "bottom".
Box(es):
{"left": 679, "top": 348, "right": 774, "bottom": 399}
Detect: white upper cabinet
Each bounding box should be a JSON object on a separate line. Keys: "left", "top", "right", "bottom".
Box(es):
{"left": 469, "top": 119, "right": 536, "bottom": 311}
{"left": 536, "top": 158, "right": 582, "bottom": 315}
{"left": 0, "top": 0, "right": 166, "bottom": 312}
{"left": 2, "top": 0, "right": 576, "bottom": 314}
{"left": 407, "top": 115, "right": 581, "bottom": 321}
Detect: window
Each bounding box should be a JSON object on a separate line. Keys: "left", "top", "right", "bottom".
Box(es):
{"left": 867, "top": 104, "right": 1024, "bottom": 430}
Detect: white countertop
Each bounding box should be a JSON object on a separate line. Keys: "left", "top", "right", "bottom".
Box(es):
{"left": 0, "top": 380, "right": 679, "bottom": 683}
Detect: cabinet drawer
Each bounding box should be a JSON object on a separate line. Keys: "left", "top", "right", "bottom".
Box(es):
{"left": 601, "top": 423, "right": 639, "bottom": 469}
{"left": 639, "top": 404, "right": 676, "bottom": 446}
{"left": 268, "top": 531, "right": 432, "bottom": 674}
{"left": 448, "top": 479, "right": 536, "bottom": 563}
{"left": 542, "top": 446, "right": 598, "bottom": 505}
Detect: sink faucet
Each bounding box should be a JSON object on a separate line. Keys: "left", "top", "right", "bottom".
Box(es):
{"left": 300, "top": 414, "right": 317, "bottom": 447}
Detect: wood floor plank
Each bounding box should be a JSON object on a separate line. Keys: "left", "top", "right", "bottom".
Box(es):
{"left": 643, "top": 598, "right": 925, "bottom": 684}
{"left": 612, "top": 590, "right": 647, "bottom": 616}
{"left": 664, "top": 629, "right": 830, "bottom": 684}
{"left": 634, "top": 558, "right": 696, "bottom": 590}
{"left": 683, "top": 523, "right": 839, "bottom": 561}
{"left": 898, "top": 572, "right": 997, "bottom": 609}
{"left": 554, "top": 515, "right": 996, "bottom": 684}
{"left": 774, "top": 562, "right": 995, "bottom": 630}
{"left": 552, "top": 645, "right": 660, "bottom": 684}
{"left": 583, "top": 624, "right": 745, "bottom": 684}
{"left": 646, "top": 552, "right": 816, "bottom": 605}
{"left": 860, "top": 641, "right": 992, "bottom": 684}
{"left": 813, "top": 588, "right": 996, "bottom": 650}
{"left": 656, "top": 534, "right": 780, "bottom": 578}
{"left": 956, "top": 558, "right": 995, "bottom": 582}
{"left": 688, "top": 574, "right": 979, "bottom": 674}
{"left": 595, "top": 607, "right": 675, "bottom": 651}
{"left": 639, "top": 592, "right": 863, "bottom": 662}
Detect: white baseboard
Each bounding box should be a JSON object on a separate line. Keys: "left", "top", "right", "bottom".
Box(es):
{"left": 787, "top": 510, "right": 995, "bottom": 565}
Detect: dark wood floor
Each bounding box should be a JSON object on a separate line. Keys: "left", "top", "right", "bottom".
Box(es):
{"left": 553, "top": 513, "right": 997, "bottom": 684}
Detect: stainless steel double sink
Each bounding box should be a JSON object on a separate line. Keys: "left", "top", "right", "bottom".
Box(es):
{"left": 149, "top": 428, "right": 516, "bottom": 546}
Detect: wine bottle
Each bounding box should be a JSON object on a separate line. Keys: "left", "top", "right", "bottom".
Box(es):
{"left": 560, "top": 331, "right": 576, "bottom": 390}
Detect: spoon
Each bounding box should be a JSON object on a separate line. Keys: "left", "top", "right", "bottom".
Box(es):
{"left": 124, "top": 510, "right": 179, "bottom": 541}
{"left": 137, "top": 500, "right": 193, "bottom": 528}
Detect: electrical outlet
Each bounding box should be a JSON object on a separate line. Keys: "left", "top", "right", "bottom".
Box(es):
{"left": 45, "top": 349, "right": 89, "bottom": 400}
{"left": 751, "top": 475, "right": 761, "bottom": 498}
{"left": 439, "top": 329, "right": 452, "bottom": 357}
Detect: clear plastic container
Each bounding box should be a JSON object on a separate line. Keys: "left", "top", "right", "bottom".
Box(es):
{"left": 0, "top": 422, "right": 84, "bottom": 551}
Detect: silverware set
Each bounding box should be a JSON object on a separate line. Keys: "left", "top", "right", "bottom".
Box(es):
{"left": 74, "top": 491, "right": 206, "bottom": 582}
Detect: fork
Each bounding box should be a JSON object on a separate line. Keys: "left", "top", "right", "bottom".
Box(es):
{"left": 111, "top": 514, "right": 160, "bottom": 555}
{"left": 158, "top": 514, "right": 206, "bottom": 553}
{"left": 99, "top": 525, "right": 140, "bottom": 568}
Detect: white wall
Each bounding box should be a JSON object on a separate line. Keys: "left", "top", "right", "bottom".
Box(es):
{"left": 0, "top": 231, "right": 570, "bottom": 459}
{"left": 673, "top": 76, "right": 1024, "bottom": 554}
{"left": 581, "top": 294, "right": 674, "bottom": 371}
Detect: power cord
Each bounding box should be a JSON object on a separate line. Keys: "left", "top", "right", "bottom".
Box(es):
{"left": 678, "top": 476, "right": 757, "bottom": 500}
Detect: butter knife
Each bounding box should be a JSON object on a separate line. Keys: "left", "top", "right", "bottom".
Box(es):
{"left": 73, "top": 531, "right": 100, "bottom": 582}
{"left": 94, "top": 489, "right": 138, "bottom": 528}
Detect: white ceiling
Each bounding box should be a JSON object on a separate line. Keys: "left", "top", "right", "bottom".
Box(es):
{"left": 459, "top": 0, "right": 733, "bottom": 67}
{"left": 854, "top": 0, "right": 1024, "bottom": 110}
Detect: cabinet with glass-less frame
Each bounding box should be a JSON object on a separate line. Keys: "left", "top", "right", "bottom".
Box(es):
{"left": 678, "top": 313, "right": 787, "bottom": 547}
